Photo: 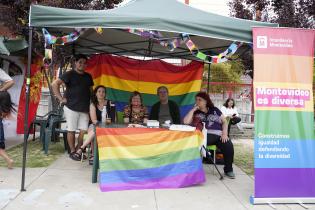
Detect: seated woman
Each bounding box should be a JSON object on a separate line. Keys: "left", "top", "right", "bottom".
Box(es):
{"left": 183, "top": 92, "right": 235, "bottom": 179}
{"left": 123, "top": 91, "right": 148, "bottom": 125}
{"left": 75, "top": 85, "right": 116, "bottom": 163}
{"left": 221, "top": 98, "right": 242, "bottom": 137}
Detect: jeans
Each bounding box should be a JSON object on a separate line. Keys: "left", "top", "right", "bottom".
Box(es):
{"left": 228, "top": 116, "right": 241, "bottom": 137}
{"left": 0, "top": 118, "right": 5, "bottom": 149}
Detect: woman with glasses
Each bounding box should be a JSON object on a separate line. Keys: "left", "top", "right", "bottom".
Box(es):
{"left": 123, "top": 91, "right": 148, "bottom": 124}
{"left": 149, "top": 86, "right": 181, "bottom": 124}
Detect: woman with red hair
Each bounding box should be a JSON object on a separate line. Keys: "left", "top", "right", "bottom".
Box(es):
{"left": 183, "top": 92, "right": 235, "bottom": 179}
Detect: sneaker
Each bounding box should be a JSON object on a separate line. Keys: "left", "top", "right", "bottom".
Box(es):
{"left": 224, "top": 171, "right": 235, "bottom": 179}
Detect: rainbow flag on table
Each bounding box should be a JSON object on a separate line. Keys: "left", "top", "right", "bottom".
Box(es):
{"left": 86, "top": 54, "right": 203, "bottom": 119}
{"left": 96, "top": 127, "right": 205, "bottom": 192}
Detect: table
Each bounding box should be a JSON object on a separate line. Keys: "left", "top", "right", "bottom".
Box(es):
{"left": 92, "top": 124, "right": 205, "bottom": 192}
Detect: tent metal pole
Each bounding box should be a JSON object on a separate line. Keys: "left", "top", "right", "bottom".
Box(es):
{"left": 21, "top": 26, "right": 33, "bottom": 192}
{"left": 207, "top": 63, "right": 211, "bottom": 94}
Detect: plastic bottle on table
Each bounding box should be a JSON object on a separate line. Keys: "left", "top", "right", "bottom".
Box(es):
{"left": 101, "top": 105, "right": 107, "bottom": 123}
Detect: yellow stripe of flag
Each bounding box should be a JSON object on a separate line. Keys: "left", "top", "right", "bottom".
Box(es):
{"left": 93, "top": 75, "right": 202, "bottom": 95}
{"left": 99, "top": 134, "right": 201, "bottom": 160}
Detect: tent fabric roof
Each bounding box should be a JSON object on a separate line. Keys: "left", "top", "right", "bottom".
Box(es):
{"left": 0, "top": 36, "right": 28, "bottom": 55}
{"left": 29, "top": 0, "right": 278, "bottom": 60}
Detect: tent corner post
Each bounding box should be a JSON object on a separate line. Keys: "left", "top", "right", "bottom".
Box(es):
{"left": 207, "top": 63, "right": 211, "bottom": 94}
{"left": 21, "top": 26, "right": 33, "bottom": 192}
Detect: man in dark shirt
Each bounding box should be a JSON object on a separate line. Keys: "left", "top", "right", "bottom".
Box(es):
{"left": 52, "top": 54, "right": 94, "bottom": 160}
{"left": 149, "top": 86, "right": 180, "bottom": 124}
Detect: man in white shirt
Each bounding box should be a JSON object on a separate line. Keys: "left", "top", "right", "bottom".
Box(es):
{"left": 0, "top": 68, "right": 14, "bottom": 91}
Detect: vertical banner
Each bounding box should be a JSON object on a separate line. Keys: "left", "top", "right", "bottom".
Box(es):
{"left": 16, "top": 59, "right": 43, "bottom": 134}
{"left": 252, "top": 28, "right": 315, "bottom": 204}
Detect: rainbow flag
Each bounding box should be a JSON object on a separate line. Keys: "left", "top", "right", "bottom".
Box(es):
{"left": 86, "top": 54, "right": 203, "bottom": 120}
{"left": 96, "top": 127, "right": 205, "bottom": 192}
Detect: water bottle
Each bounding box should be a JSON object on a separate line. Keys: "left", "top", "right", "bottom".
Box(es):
{"left": 101, "top": 105, "right": 107, "bottom": 123}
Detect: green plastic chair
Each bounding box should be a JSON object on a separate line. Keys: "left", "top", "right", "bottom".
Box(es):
{"left": 117, "top": 111, "right": 124, "bottom": 124}
{"left": 207, "top": 144, "right": 217, "bottom": 174}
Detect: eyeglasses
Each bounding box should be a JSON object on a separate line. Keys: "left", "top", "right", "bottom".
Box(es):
{"left": 158, "top": 91, "right": 168, "bottom": 94}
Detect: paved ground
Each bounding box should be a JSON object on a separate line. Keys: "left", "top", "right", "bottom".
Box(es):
{"left": 1, "top": 153, "right": 315, "bottom": 210}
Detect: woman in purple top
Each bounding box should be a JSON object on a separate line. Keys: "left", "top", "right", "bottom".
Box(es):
{"left": 183, "top": 92, "right": 235, "bottom": 179}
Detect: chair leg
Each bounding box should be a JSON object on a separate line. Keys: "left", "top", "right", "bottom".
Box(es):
{"left": 44, "top": 129, "right": 51, "bottom": 155}
{"left": 40, "top": 123, "right": 46, "bottom": 150}
{"left": 32, "top": 123, "right": 36, "bottom": 141}
{"left": 202, "top": 146, "right": 223, "bottom": 180}
{"left": 213, "top": 149, "right": 216, "bottom": 175}
{"left": 63, "top": 132, "right": 70, "bottom": 154}
{"left": 87, "top": 143, "right": 91, "bottom": 160}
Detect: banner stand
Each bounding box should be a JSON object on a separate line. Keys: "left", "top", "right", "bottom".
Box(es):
{"left": 250, "top": 196, "right": 315, "bottom": 206}
{"left": 251, "top": 27, "right": 315, "bottom": 206}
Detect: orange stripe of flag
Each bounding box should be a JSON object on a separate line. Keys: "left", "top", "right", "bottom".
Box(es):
{"left": 254, "top": 54, "right": 313, "bottom": 84}
{"left": 97, "top": 129, "right": 197, "bottom": 147}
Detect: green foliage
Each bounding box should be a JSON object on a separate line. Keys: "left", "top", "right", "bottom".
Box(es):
{"left": 0, "top": 0, "right": 123, "bottom": 36}
{"left": 228, "top": 0, "right": 315, "bottom": 29}
{"left": 203, "top": 59, "right": 245, "bottom": 93}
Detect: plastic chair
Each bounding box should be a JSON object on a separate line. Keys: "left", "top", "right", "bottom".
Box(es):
{"left": 201, "top": 123, "right": 223, "bottom": 179}
{"left": 207, "top": 144, "right": 217, "bottom": 174}
{"left": 42, "top": 105, "right": 68, "bottom": 154}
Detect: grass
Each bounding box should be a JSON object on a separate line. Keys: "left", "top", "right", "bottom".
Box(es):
{"left": 0, "top": 139, "right": 65, "bottom": 168}
{"left": 233, "top": 141, "right": 254, "bottom": 175}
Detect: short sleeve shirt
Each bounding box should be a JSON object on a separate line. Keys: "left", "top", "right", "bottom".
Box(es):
{"left": 60, "top": 70, "right": 94, "bottom": 113}
{"left": 192, "top": 107, "right": 223, "bottom": 136}
{"left": 0, "top": 68, "right": 13, "bottom": 86}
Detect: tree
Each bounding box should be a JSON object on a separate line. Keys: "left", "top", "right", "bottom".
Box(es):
{"left": 228, "top": 0, "right": 314, "bottom": 79}
{"left": 202, "top": 59, "right": 245, "bottom": 93}
{"left": 0, "top": 0, "right": 123, "bottom": 36}
{"left": 228, "top": 0, "right": 314, "bottom": 28}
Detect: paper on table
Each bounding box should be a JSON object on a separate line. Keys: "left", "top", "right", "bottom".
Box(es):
{"left": 169, "top": 124, "right": 196, "bottom": 132}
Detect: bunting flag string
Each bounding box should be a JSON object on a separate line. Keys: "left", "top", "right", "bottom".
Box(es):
{"left": 42, "top": 28, "right": 86, "bottom": 46}
{"left": 126, "top": 29, "right": 242, "bottom": 63}
{"left": 42, "top": 28, "right": 87, "bottom": 66}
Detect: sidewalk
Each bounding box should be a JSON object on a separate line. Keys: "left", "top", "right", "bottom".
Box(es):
{"left": 1, "top": 154, "right": 314, "bottom": 210}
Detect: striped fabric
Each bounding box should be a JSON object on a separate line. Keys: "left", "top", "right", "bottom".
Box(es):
{"left": 86, "top": 54, "right": 204, "bottom": 120}
{"left": 96, "top": 127, "right": 205, "bottom": 192}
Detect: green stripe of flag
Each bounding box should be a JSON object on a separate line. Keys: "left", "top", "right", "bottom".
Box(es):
{"left": 106, "top": 87, "right": 197, "bottom": 106}
{"left": 255, "top": 110, "right": 314, "bottom": 140}
{"left": 99, "top": 147, "right": 200, "bottom": 172}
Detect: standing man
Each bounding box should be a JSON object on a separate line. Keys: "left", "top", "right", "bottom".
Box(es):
{"left": 52, "top": 54, "right": 94, "bottom": 161}
{"left": 0, "top": 68, "right": 15, "bottom": 168}
{"left": 149, "top": 86, "right": 181, "bottom": 124}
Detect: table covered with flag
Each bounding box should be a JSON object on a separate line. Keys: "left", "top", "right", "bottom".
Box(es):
{"left": 96, "top": 127, "right": 205, "bottom": 192}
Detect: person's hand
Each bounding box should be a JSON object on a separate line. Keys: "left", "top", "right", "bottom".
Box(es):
{"left": 59, "top": 97, "right": 67, "bottom": 105}
{"left": 220, "top": 133, "right": 229, "bottom": 143}
{"left": 192, "top": 104, "right": 199, "bottom": 112}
